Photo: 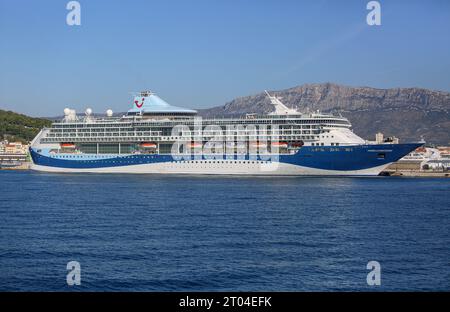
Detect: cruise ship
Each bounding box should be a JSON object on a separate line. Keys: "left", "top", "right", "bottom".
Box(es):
{"left": 29, "top": 90, "right": 422, "bottom": 175}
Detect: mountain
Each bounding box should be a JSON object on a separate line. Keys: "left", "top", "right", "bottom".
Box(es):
{"left": 198, "top": 83, "right": 450, "bottom": 145}
{"left": 0, "top": 109, "right": 52, "bottom": 143}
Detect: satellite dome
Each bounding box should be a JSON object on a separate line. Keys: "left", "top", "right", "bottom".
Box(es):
{"left": 106, "top": 109, "right": 113, "bottom": 117}
{"left": 64, "top": 108, "right": 70, "bottom": 115}
{"left": 85, "top": 108, "right": 92, "bottom": 115}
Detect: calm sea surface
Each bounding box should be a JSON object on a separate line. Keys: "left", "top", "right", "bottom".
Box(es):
{"left": 0, "top": 170, "right": 449, "bottom": 291}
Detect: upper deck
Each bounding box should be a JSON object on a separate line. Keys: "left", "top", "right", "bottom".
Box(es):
{"left": 38, "top": 91, "right": 355, "bottom": 146}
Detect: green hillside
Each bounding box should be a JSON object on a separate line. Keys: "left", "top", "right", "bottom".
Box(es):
{"left": 0, "top": 109, "right": 52, "bottom": 143}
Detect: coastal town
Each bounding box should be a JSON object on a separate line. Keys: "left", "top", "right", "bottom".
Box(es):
{"left": 0, "top": 140, "right": 30, "bottom": 170}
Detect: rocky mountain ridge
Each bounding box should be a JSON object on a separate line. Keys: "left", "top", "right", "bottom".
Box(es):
{"left": 198, "top": 83, "right": 450, "bottom": 145}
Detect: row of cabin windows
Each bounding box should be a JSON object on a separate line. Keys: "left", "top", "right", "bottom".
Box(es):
{"left": 173, "top": 160, "right": 270, "bottom": 164}
{"left": 53, "top": 119, "right": 348, "bottom": 128}
{"left": 49, "top": 130, "right": 323, "bottom": 136}
{"left": 50, "top": 155, "right": 271, "bottom": 164}
{"left": 51, "top": 124, "right": 347, "bottom": 133}
{"left": 311, "top": 143, "right": 340, "bottom": 146}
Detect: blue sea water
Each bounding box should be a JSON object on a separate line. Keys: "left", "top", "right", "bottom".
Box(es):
{"left": 0, "top": 171, "right": 449, "bottom": 291}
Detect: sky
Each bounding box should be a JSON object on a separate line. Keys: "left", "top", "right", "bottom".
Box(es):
{"left": 0, "top": 0, "right": 449, "bottom": 117}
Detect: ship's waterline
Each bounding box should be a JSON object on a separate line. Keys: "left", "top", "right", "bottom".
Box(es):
{"left": 29, "top": 90, "right": 422, "bottom": 175}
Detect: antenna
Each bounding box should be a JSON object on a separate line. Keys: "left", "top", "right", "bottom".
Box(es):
{"left": 129, "top": 90, "right": 154, "bottom": 97}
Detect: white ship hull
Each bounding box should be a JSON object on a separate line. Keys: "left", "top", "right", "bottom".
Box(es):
{"left": 30, "top": 161, "right": 392, "bottom": 176}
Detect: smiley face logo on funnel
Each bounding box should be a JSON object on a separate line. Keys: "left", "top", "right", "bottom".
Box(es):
{"left": 134, "top": 98, "right": 145, "bottom": 108}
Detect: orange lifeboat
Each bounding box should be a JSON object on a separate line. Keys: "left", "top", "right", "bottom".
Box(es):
{"left": 290, "top": 141, "right": 304, "bottom": 148}
{"left": 249, "top": 142, "right": 267, "bottom": 148}
{"left": 140, "top": 142, "right": 157, "bottom": 148}
{"left": 60, "top": 143, "right": 76, "bottom": 148}
{"left": 187, "top": 142, "right": 202, "bottom": 148}
{"left": 271, "top": 141, "right": 288, "bottom": 148}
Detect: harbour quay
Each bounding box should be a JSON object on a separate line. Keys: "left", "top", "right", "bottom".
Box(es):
{"left": 0, "top": 154, "right": 30, "bottom": 170}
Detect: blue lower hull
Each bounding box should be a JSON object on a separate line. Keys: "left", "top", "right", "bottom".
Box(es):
{"left": 30, "top": 143, "right": 422, "bottom": 173}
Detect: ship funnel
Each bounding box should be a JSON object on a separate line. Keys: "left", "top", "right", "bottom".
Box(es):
{"left": 265, "top": 90, "right": 299, "bottom": 115}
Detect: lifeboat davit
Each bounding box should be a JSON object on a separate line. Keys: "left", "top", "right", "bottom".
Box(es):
{"left": 140, "top": 142, "right": 157, "bottom": 148}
